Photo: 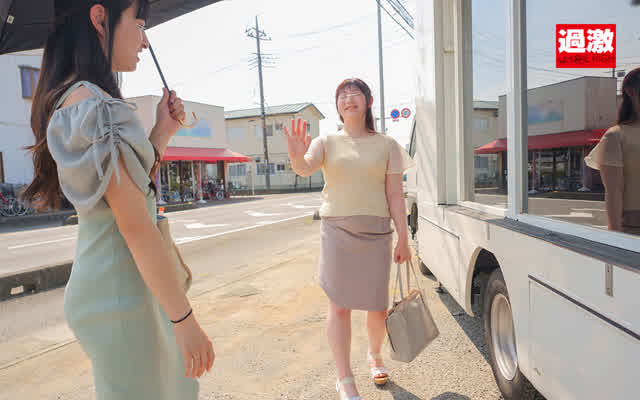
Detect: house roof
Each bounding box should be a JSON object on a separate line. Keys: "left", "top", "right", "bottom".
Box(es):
{"left": 473, "top": 100, "right": 499, "bottom": 110}
{"left": 225, "top": 103, "right": 325, "bottom": 120}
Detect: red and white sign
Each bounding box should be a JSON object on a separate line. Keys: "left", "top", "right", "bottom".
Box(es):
{"left": 401, "top": 108, "right": 411, "bottom": 118}
{"left": 556, "top": 24, "right": 615, "bottom": 68}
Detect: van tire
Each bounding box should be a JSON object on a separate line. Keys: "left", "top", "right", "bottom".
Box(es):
{"left": 484, "top": 269, "right": 537, "bottom": 400}
{"left": 409, "top": 204, "right": 418, "bottom": 236}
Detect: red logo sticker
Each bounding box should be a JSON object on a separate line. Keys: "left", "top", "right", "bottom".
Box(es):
{"left": 556, "top": 24, "right": 615, "bottom": 68}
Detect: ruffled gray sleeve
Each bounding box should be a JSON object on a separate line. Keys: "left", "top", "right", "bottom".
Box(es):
{"left": 47, "top": 97, "right": 155, "bottom": 214}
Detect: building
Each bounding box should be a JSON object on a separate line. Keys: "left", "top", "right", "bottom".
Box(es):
{"left": 0, "top": 50, "right": 41, "bottom": 186}
{"left": 128, "top": 95, "right": 250, "bottom": 203}
{"left": 224, "top": 103, "right": 325, "bottom": 191}
{"left": 0, "top": 49, "right": 251, "bottom": 203}
{"left": 472, "top": 100, "right": 500, "bottom": 187}
{"left": 476, "top": 76, "right": 616, "bottom": 193}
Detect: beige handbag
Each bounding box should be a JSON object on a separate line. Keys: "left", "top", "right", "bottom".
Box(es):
{"left": 157, "top": 214, "right": 192, "bottom": 293}
{"left": 386, "top": 259, "right": 439, "bottom": 363}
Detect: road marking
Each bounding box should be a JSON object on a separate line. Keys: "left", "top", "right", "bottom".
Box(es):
{"left": 185, "top": 223, "right": 230, "bottom": 229}
{"left": 284, "top": 203, "right": 319, "bottom": 209}
{"left": 8, "top": 236, "right": 75, "bottom": 250}
{"left": 246, "top": 211, "right": 282, "bottom": 217}
{"left": 175, "top": 213, "right": 314, "bottom": 245}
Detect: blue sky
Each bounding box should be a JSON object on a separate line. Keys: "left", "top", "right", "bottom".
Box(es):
{"left": 122, "top": 0, "right": 639, "bottom": 147}
{"left": 472, "top": 0, "right": 640, "bottom": 101}
{"left": 122, "top": 0, "right": 417, "bottom": 145}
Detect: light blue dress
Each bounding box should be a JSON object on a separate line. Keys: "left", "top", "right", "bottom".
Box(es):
{"left": 47, "top": 81, "right": 198, "bottom": 399}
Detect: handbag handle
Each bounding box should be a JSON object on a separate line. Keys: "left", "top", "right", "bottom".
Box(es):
{"left": 392, "top": 259, "right": 424, "bottom": 303}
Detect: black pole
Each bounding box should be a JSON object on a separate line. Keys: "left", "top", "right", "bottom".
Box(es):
{"left": 148, "top": 44, "right": 170, "bottom": 92}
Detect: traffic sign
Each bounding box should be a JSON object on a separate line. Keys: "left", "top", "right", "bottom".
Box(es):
{"left": 401, "top": 108, "right": 411, "bottom": 118}
{"left": 391, "top": 109, "right": 400, "bottom": 119}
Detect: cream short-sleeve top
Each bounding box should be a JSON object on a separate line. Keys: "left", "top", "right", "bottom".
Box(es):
{"left": 304, "top": 132, "right": 415, "bottom": 218}
{"left": 585, "top": 124, "right": 640, "bottom": 211}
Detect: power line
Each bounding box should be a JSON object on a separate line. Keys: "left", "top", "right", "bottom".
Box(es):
{"left": 384, "top": 0, "right": 414, "bottom": 30}
{"left": 377, "top": 0, "right": 414, "bottom": 40}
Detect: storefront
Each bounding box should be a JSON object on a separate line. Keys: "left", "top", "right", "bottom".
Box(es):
{"left": 156, "top": 147, "right": 250, "bottom": 204}
{"left": 475, "top": 127, "right": 607, "bottom": 193}
{"left": 128, "top": 95, "right": 250, "bottom": 203}
{"left": 473, "top": 76, "right": 616, "bottom": 196}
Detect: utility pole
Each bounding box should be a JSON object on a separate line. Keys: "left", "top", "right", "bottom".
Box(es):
{"left": 376, "top": 0, "right": 386, "bottom": 134}
{"left": 246, "top": 17, "right": 272, "bottom": 190}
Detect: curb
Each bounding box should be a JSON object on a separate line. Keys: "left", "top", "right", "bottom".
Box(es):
{"left": 0, "top": 261, "right": 73, "bottom": 301}
{"left": 0, "top": 210, "right": 76, "bottom": 228}
{"left": 1, "top": 203, "right": 197, "bottom": 300}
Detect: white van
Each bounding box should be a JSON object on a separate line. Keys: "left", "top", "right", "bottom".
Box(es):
{"left": 413, "top": 1, "right": 639, "bottom": 399}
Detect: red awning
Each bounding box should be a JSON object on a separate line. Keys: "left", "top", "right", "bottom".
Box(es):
{"left": 475, "top": 138, "right": 507, "bottom": 154}
{"left": 162, "top": 147, "right": 251, "bottom": 162}
{"left": 474, "top": 129, "right": 607, "bottom": 154}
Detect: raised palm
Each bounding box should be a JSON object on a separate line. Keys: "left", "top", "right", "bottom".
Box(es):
{"left": 284, "top": 118, "right": 311, "bottom": 159}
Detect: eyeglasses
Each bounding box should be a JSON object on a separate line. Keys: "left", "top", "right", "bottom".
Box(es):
{"left": 337, "top": 92, "right": 364, "bottom": 101}
{"left": 136, "top": 23, "right": 146, "bottom": 32}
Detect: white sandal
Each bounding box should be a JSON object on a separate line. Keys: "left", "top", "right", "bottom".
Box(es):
{"left": 368, "top": 353, "right": 389, "bottom": 385}
{"left": 336, "top": 376, "right": 361, "bottom": 400}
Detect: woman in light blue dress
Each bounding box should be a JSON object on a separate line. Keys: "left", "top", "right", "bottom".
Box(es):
{"left": 22, "top": 1, "right": 214, "bottom": 398}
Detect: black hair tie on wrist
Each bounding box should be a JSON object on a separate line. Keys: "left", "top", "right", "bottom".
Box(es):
{"left": 171, "top": 308, "right": 193, "bottom": 324}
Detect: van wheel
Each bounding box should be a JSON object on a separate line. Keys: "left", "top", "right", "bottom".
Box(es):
{"left": 409, "top": 204, "right": 418, "bottom": 237}
{"left": 484, "top": 269, "right": 536, "bottom": 400}
{"left": 419, "top": 261, "right": 432, "bottom": 276}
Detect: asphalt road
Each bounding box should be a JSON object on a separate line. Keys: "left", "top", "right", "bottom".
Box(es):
{"left": 0, "top": 193, "right": 322, "bottom": 278}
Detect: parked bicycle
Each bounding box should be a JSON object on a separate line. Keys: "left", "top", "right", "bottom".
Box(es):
{"left": 205, "top": 180, "right": 225, "bottom": 201}
{"left": 0, "top": 192, "right": 34, "bottom": 217}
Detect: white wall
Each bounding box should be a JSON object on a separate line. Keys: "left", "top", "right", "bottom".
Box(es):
{"left": 0, "top": 50, "right": 42, "bottom": 185}
{"left": 414, "top": 0, "right": 442, "bottom": 206}
{"left": 225, "top": 106, "right": 325, "bottom": 190}
{"left": 127, "top": 95, "right": 228, "bottom": 149}
{"left": 498, "top": 76, "right": 617, "bottom": 139}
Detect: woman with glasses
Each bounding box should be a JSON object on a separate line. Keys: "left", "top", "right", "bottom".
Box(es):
{"left": 284, "top": 78, "right": 415, "bottom": 400}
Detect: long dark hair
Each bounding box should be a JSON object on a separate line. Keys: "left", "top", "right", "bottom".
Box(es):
{"left": 335, "top": 78, "right": 376, "bottom": 132}
{"left": 22, "top": 0, "right": 149, "bottom": 211}
{"left": 617, "top": 67, "right": 640, "bottom": 125}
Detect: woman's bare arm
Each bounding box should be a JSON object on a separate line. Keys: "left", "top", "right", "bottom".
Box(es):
{"left": 600, "top": 165, "right": 624, "bottom": 231}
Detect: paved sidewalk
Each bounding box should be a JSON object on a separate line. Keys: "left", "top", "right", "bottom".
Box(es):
{"left": 0, "top": 216, "right": 517, "bottom": 400}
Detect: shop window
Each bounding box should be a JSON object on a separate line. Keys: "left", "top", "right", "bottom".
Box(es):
{"left": 20, "top": 66, "right": 39, "bottom": 99}
{"left": 229, "top": 164, "right": 247, "bottom": 177}
{"left": 468, "top": 0, "right": 508, "bottom": 208}
{"left": 257, "top": 163, "right": 275, "bottom": 175}
{"left": 524, "top": 0, "right": 638, "bottom": 238}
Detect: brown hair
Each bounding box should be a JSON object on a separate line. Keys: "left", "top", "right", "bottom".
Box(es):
{"left": 335, "top": 78, "right": 376, "bottom": 132}
{"left": 617, "top": 67, "right": 640, "bottom": 125}
{"left": 21, "top": 0, "right": 148, "bottom": 211}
